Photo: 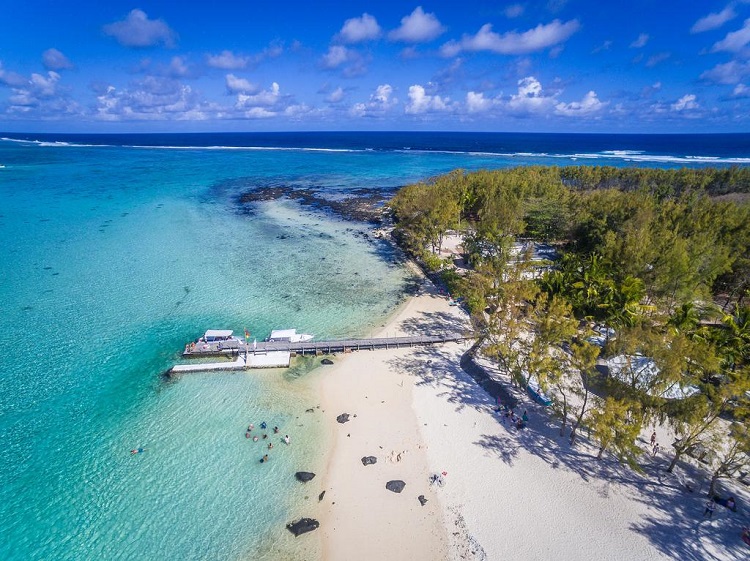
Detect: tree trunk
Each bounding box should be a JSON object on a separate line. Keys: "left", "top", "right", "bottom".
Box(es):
{"left": 559, "top": 390, "right": 568, "bottom": 437}
{"left": 708, "top": 473, "right": 720, "bottom": 498}
{"left": 570, "top": 387, "right": 589, "bottom": 445}
{"left": 667, "top": 448, "right": 682, "bottom": 473}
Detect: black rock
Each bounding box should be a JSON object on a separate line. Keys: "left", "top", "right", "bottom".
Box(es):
{"left": 418, "top": 495, "right": 428, "bottom": 506}
{"left": 386, "top": 480, "right": 406, "bottom": 493}
{"left": 336, "top": 413, "right": 350, "bottom": 424}
{"left": 361, "top": 456, "right": 377, "bottom": 466}
{"left": 318, "top": 490, "right": 326, "bottom": 501}
{"left": 295, "top": 471, "right": 316, "bottom": 482}
{"left": 286, "top": 517, "right": 319, "bottom": 536}
{"left": 321, "top": 358, "right": 334, "bottom": 365}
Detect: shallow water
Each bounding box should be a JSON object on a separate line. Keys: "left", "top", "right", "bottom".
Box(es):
{"left": 0, "top": 142, "right": 408, "bottom": 561}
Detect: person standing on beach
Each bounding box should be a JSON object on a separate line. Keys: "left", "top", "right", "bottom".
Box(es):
{"left": 650, "top": 431, "right": 656, "bottom": 447}
{"left": 652, "top": 443, "right": 660, "bottom": 456}
{"left": 703, "top": 499, "right": 715, "bottom": 518}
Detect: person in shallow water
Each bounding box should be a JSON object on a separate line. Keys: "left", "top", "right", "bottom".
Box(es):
{"left": 260, "top": 454, "right": 269, "bottom": 463}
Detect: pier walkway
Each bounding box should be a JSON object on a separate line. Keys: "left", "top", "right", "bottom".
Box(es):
{"left": 171, "top": 332, "right": 475, "bottom": 374}
{"left": 183, "top": 333, "right": 474, "bottom": 357}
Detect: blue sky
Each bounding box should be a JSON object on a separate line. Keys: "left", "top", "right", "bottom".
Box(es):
{"left": 2, "top": 1, "right": 750, "bottom": 133}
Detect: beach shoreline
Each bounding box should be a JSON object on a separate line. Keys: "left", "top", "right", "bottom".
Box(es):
{"left": 313, "top": 269, "right": 459, "bottom": 560}
{"left": 302, "top": 257, "right": 749, "bottom": 560}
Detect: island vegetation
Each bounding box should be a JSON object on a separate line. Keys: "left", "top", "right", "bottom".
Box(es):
{"left": 389, "top": 166, "right": 750, "bottom": 495}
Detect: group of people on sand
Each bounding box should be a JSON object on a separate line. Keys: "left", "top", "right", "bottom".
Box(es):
{"left": 649, "top": 431, "right": 661, "bottom": 456}
{"left": 497, "top": 402, "right": 529, "bottom": 429}
{"left": 246, "top": 421, "right": 291, "bottom": 463}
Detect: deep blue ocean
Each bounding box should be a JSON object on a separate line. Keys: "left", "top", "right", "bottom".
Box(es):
{"left": 1, "top": 131, "right": 748, "bottom": 561}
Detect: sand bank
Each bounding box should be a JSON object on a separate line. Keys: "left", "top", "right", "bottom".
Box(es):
{"left": 311, "top": 273, "right": 748, "bottom": 560}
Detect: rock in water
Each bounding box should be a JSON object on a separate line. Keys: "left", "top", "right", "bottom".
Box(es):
{"left": 418, "top": 495, "right": 428, "bottom": 506}
{"left": 361, "top": 456, "right": 377, "bottom": 466}
{"left": 386, "top": 480, "right": 406, "bottom": 493}
{"left": 295, "top": 471, "right": 316, "bottom": 482}
{"left": 287, "top": 518, "right": 320, "bottom": 536}
{"left": 336, "top": 413, "right": 350, "bottom": 424}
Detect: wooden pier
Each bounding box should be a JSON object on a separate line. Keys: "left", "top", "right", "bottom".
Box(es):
{"left": 171, "top": 332, "right": 474, "bottom": 374}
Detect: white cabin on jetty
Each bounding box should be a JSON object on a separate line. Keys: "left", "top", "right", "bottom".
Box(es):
{"left": 172, "top": 328, "right": 313, "bottom": 374}
{"left": 266, "top": 329, "right": 314, "bottom": 343}
{"left": 203, "top": 329, "right": 237, "bottom": 343}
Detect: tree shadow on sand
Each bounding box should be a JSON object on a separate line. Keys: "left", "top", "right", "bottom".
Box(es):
{"left": 398, "top": 309, "right": 471, "bottom": 337}
{"left": 392, "top": 337, "right": 750, "bottom": 560}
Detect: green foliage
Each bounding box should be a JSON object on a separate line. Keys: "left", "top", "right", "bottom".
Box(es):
{"left": 390, "top": 164, "right": 750, "bottom": 469}
{"left": 589, "top": 397, "right": 644, "bottom": 468}
{"left": 421, "top": 251, "right": 446, "bottom": 272}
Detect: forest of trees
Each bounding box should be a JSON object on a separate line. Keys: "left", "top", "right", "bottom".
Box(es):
{"left": 389, "top": 166, "right": 750, "bottom": 493}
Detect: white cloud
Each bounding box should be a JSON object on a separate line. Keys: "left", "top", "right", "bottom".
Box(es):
{"left": 507, "top": 76, "right": 556, "bottom": 114}
{"left": 321, "top": 45, "right": 350, "bottom": 69}
{"left": 94, "top": 77, "right": 208, "bottom": 121}
{"left": 207, "top": 50, "right": 249, "bottom": 70}
{"left": 225, "top": 74, "right": 258, "bottom": 94}
{"left": 8, "top": 71, "right": 61, "bottom": 107}
{"left": 466, "top": 91, "right": 499, "bottom": 113}
{"left": 671, "top": 94, "right": 699, "bottom": 111}
{"left": 440, "top": 19, "right": 580, "bottom": 56}
{"left": 700, "top": 60, "right": 750, "bottom": 84}
{"left": 165, "top": 56, "right": 191, "bottom": 78}
{"left": 327, "top": 87, "right": 345, "bottom": 103}
{"left": 0, "top": 62, "right": 29, "bottom": 87}
{"left": 555, "top": 90, "right": 607, "bottom": 116}
{"left": 592, "top": 40, "right": 612, "bottom": 53}
{"left": 350, "top": 84, "right": 397, "bottom": 116}
{"left": 646, "top": 52, "right": 671, "bottom": 67}
{"left": 504, "top": 4, "right": 525, "bottom": 18}
{"left": 320, "top": 46, "right": 368, "bottom": 77}
{"left": 711, "top": 18, "right": 750, "bottom": 52}
{"left": 405, "top": 84, "right": 452, "bottom": 114}
{"left": 732, "top": 83, "right": 750, "bottom": 98}
{"left": 389, "top": 7, "right": 445, "bottom": 43}
{"left": 206, "top": 43, "right": 283, "bottom": 70}
{"left": 103, "top": 9, "right": 176, "bottom": 48}
{"left": 338, "top": 13, "right": 381, "bottom": 43}
{"left": 630, "top": 33, "right": 649, "bottom": 48}
{"left": 236, "top": 82, "right": 282, "bottom": 109}
{"left": 42, "top": 48, "right": 73, "bottom": 70}
{"left": 691, "top": 6, "right": 736, "bottom": 33}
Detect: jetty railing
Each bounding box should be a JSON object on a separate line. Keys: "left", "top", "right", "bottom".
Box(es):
{"left": 183, "top": 332, "right": 475, "bottom": 358}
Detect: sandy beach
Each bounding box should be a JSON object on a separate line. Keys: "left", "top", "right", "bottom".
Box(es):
{"left": 309, "top": 264, "right": 750, "bottom": 561}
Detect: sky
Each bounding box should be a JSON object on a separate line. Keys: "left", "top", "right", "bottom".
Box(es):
{"left": 2, "top": 1, "right": 750, "bottom": 133}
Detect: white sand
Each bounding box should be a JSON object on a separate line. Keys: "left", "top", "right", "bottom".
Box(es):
{"left": 312, "top": 275, "right": 750, "bottom": 560}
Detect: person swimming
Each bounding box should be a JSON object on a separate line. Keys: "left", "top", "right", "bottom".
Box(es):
{"left": 260, "top": 422, "right": 267, "bottom": 430}
{"left": 130, "top": 448, "right": 145, "bottom": 455}
{"left": 283, "top": 435, "right": 290, "bottom": 445}
{"left": 260, "top": 454, "right": 269, "bottom": 463}
{"left": 253, "top": 436, "right": 259, "bottom": 442}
